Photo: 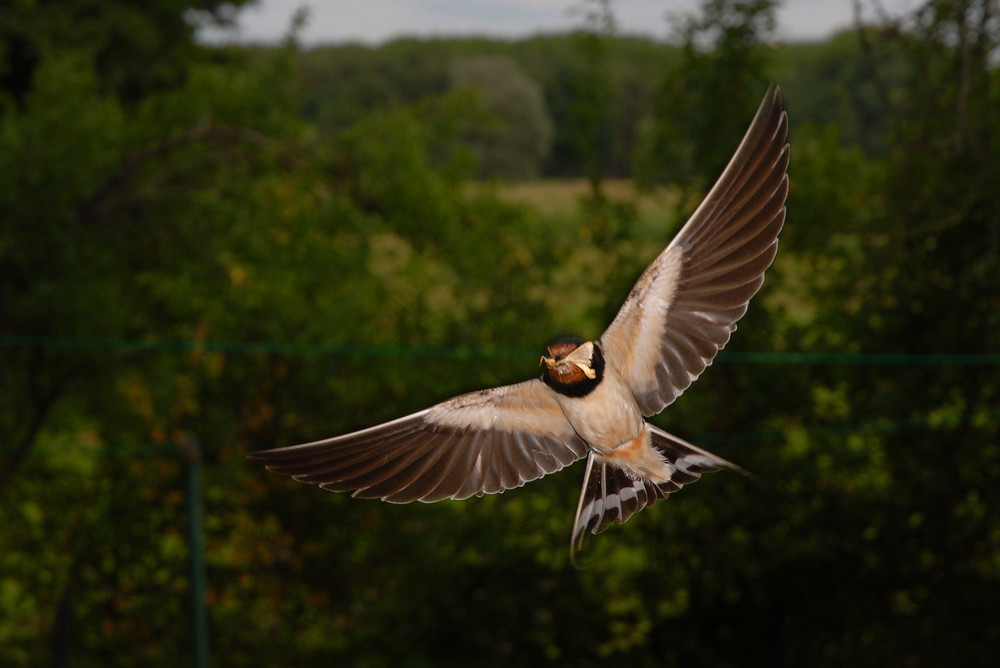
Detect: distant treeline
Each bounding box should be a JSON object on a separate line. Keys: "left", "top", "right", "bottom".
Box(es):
{"left": 285, "top": 31, "right": 900, "bottom": 181}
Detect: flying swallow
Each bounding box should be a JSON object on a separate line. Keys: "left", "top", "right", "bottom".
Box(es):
{"left": 249, "top": 86, "right": 789, "bottom": 554}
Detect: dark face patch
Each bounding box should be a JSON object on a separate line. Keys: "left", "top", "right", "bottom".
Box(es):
{"left": 542, "top": 342, "right": 605, "bottom": 397}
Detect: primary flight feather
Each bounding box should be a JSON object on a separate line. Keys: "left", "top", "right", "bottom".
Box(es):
{"left": 249, "top": 86, "right": 789, "bottom": 553}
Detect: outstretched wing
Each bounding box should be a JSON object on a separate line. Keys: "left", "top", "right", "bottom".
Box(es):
{"left": 569, "top": 425, "right": 739, "bottom": 552}
{"left": 600, "top": 86, "right": 790, "bottom": 416}
{"left": 248, "top": 379, "right": 589, "bottom": 503}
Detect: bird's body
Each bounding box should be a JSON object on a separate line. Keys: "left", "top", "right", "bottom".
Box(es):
{"left": 249, "top": 87, "right": 790, "bottom": 553}
{"left": 546, "top": 343, "right": 642, "bottom": 450}
{"left": 544, "top": 345, "right": 663, "bottom": 478}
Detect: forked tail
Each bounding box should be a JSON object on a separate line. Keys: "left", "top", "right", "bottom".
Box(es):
{"left": 569, "top": 426, "right": 743, "bottom": 560}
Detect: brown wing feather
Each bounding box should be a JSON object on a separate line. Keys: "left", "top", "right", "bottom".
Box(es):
{"left": 248, "top": 379, "right": 589, "bottom": 503}
{"left": 600, "top": 86, "right": 790, "bottom": 416}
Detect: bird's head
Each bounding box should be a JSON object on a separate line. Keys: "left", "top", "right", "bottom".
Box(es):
{"left": 540, "top": 338, "right": 604, "bottom": 395}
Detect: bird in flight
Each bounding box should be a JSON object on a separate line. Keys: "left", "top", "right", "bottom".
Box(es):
{"left": 249, "top": 87, "right": 789, "bottom": 555}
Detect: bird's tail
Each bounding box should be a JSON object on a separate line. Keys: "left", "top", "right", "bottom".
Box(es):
{"left": 569, "top": 426, "right": 742, "bottom": 560}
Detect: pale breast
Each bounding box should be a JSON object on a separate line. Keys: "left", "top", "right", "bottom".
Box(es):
{"left": 553, "top": 364, "right": 644, "bottom": 453}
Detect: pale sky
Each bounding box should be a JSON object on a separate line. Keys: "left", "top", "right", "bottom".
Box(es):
{"left": 200, "top": 0, "right": 921, "bottom": 45}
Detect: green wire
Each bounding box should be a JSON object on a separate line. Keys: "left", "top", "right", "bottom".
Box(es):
{"left": 2, "top": 335, "right": 999, "bottom": 365}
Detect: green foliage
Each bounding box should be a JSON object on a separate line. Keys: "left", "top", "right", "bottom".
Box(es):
{"left": 563, "top": 0, "right": 618, "bottom": 192}
{"left": 450, "top": 54, "right": 553, "bottom": 179}
{"left": 772, "top": 28, "right": 907, "bottom": 155}
{"left": 0, "top": 51, "right": 129, "bottom": 466}
{"left": 298, "top": 34, "right": 681, "bottom": 181}
{"left": 0, "top": 0, "right": 254, "bottom": 102}
{"left": 2, "top": 1, "right": 1000, "bottom": 666}
{"left": 634, "top": 0, "right": 778, "bottom": 188}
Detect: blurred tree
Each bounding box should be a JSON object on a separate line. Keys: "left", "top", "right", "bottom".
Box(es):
{"left": 298, "top": 35, "right": 681, "bottom": 180}
{"left": 549, "top": 0, "right": 617, "bottom": 194}
{"left": 773, "top": 28, "right": 906, "bottom": 156}
{"left": 0, "top": 38, "right": 320, "bottom": 663}
{"left": 0, "top": 51, "right": 128, "bottom": 495}
{"left": 299, "top": 44, "right": 407, "bottom": 129}
{"left": 634, "top": 0, "right": 778, "bottom": 188}
{"left": 862, "top": 10, "right": 1000, "bottom": 658}
{"left": 0, "top": 0, "right": 253, "bottom": 102}
{"left": 450, "top": 54, "right": 553, "bottom": 179}
{"left": 760, "top": 0, "right": 1000, "bottom": 662}
{"left": 298, "top": 39, "right": 454, "bottom": 132}
{"left": 0, "top": 30, "right": 648, "bottom": 663}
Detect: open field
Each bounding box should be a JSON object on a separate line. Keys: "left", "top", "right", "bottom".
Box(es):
{"left": 468, "top": 178, "right": 684, "bottom": 216}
